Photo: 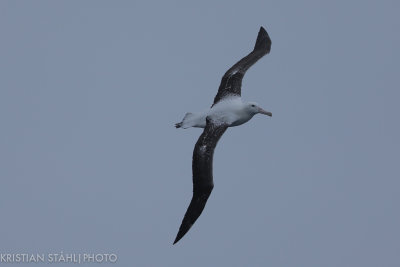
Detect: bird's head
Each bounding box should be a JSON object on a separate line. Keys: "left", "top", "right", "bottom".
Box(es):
{"left": 245, "top": 102, "right": 272, "bottom": 117}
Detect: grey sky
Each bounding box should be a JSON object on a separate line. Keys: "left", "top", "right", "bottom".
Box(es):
{"left": 1, "top": 1, "right": 399, "bottom": 266}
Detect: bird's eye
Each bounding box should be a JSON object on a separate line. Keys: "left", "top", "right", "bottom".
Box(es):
{"left": 251, "top": 104, "right": 255, "bottom": 107}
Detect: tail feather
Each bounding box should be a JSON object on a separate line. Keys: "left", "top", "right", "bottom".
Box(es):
{"left": 175, "top": 113, "right": 195, "bottom": 129}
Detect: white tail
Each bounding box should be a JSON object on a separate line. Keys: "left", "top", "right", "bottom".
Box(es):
{"left": 175, "top": 112, "right": 206, "bottom": 129}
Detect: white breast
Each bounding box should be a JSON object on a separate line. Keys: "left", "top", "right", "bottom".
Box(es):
{"left": 208, "top": 97, "right": 250, "bottom": 126}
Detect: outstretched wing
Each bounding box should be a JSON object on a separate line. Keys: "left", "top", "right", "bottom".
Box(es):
{"left": 212, "top": 26, "right": 272, "bottom": 105}
{"left": 173, "top": 118, "right": 228, "bottom": 244}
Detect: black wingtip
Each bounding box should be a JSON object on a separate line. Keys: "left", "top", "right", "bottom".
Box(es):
{"left": 173, "top": 234, "right": 182, "bottom": 245}
{"left": 254, "top": 26, "right": 271, "bottom": 54}
{"left": 173, "top": 187, "right": 214, "bottom": 245}
{"left": 173, "top": 231, "right": 183, "bottom": 244}
{"left": 173, "top": 228, "right": 187, "bottom": 245}
{"left": 173, "top": 220, "right": 192, "bottom": 245}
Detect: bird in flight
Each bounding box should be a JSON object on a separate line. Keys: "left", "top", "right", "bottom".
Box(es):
{"left": 174, "top": 26, "right": 272, "bottom": 244}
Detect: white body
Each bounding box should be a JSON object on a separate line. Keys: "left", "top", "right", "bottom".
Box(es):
{"left": 178, "top": 97, "right": 261, "bottom": 129}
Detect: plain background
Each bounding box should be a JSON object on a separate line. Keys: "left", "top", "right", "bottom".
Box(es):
{"left": 1, "top": 1, "right": 399, "bottom": 266}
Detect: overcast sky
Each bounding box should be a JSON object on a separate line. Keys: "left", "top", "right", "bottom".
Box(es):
{"left": 1, "top": 1, "right": 399, "bottom": 266}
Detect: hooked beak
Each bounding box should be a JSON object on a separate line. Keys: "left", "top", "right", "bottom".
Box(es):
{"left": 259, "top": 108, "right": 272, "bottom": 117}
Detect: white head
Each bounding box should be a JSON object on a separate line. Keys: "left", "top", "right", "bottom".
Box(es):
{"left": 245, "top": 101, "right": 272, "bottom": 117}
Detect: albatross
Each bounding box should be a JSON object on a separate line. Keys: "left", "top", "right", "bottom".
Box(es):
{"left": 174, "top": 26, "right": 272, "bottom": 244}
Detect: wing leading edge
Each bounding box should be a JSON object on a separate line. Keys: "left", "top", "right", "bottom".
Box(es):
{"left": 212, "top": 26, "right": 271, "bottom": 105}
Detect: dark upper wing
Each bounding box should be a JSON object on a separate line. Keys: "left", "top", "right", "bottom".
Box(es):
{"left": 212, "top": 26, "right": 272, "bottom": 105}
{"left": 173, "top": 118, "right": 228, "bottom": 244}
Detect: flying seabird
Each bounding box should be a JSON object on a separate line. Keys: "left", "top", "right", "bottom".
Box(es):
{"left": 174, "top": 26, "right": 272, "bottom": 244}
